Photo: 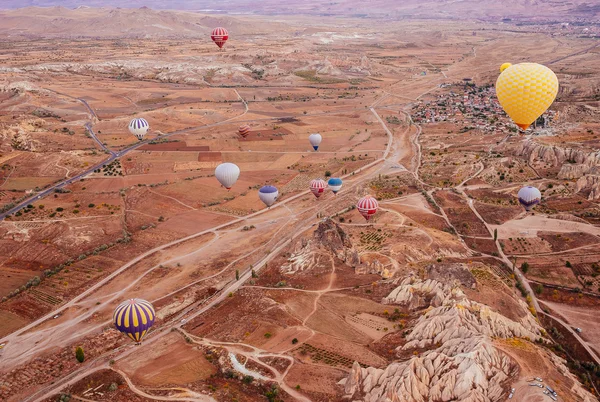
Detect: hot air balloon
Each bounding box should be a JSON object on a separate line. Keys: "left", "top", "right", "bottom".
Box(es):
{"left": 113, "top": 298, "right": 155, "bottom": 344}
{"left": 129, "top": 118, "right": 149, "bottom": 141}
{"left": 211, "top": 27, "right": 229, "bottom": 49}
{"left": 215, "top": 163, "right": 240, "bottom": 190}
{"left": 238, "top": 125, "right": 250, "bottom": 139}
{"left": 328, "top": 178, "right": 343, "bottom": 195}
{"left": 310, "top": 178, "right": 327, "bottom": 198}
{"left": 500, "top": 63, "right": 512, "bottom": 73}
{"left": 357, "top": 195, "right": 379, "bottom": 221}
{"left": 496, "top": 63, "right": 559, "bottom": 131}
{"left": 309, "top": 133, "right": 322, "bottom": 151}
{"left": 259, "top": 185, "right": 278, "bottom": 208}
{"left": 517, "top": 186, "right": 541, "bottom": 211}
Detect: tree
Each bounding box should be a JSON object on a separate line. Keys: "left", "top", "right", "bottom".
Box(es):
{"left": 520, "top": 262, "right": 529, "bottom": 274}
{"left": 292, "top": 338, "right": 298, "bottom": 344}
{"left": 251, "top": 269, "right": 257, "bottom": 278}
{"left": 534, "top": 284, "right": 544, "bottom": 295}
{"left": 235, "top": 270, "right": 240, "bottom": 281}
{"left": 324, "top": 170, "right": 332, "bottom": 177}
{"left": 565, "top": 261, "right": 572, "bottom": 268}
{"left": 493, "top": 228, "right": 497, "bottom": 241}
{"left": 75, "top": 346, "right": 85, "bottom": 363}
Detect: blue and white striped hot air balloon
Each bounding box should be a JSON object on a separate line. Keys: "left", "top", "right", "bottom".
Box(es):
{"left": 309, "top": 133, "right": 322, "bottom": 151}
{"left": 328, "top": 178, "right": 343, "bottom": 195}
{"left": 129, "top": 118, "right": 149, "bottom": 141}
{"left": 215, "top": 163, "right": 240, "bottom": 190}
{"left": 259, "top": 185, "right": 278, "bottom": 208}
{"left": 517, "top": 186, "right": 541, "bottom": 211}
{"left": 113, "top": 298, "right": 155, "bottom": 344}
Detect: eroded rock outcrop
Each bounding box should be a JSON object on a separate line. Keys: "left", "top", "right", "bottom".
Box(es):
{"left": 281, "top": 218, "right": 359, "bottom": 274}
{"left": 341, "top": 337, "right": 517, "bottom": 402}
{"left": 342, "top": 276, "right": 543, "bottom": 402}
{"left": 518, "top": 141, "right": 600, "bottom": 199}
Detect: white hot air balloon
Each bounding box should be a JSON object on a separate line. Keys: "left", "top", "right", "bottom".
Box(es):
{"left": 129, "top": 118, "right": 149, "bottom": 141}
{"left": 215, "top": 163, "right": 240, "bottom": 190}
{"left": 259, "top": 185, "right": 278, "bottom": 208}
{"left": 517, "top": 186, "right": 541, "bottom": 211}
{"left": 309, "top": 133, "right": 322, "bottom": 151}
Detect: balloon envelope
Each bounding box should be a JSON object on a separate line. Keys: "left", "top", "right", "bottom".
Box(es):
{"left": 496, "top": 63, "right": 558, "bottom": 130}
{"left": 259, "top": 185, "right": 278, "bottom": 207}
{"left": 309, "top": 133, "right": 322, "bottom": 151}
{"left": 211, "top": 27, "right": 229, "bottom": 49}
{"left": 310, "top": 178, "right": 327, "bottom": 198}
{"left": 238, "top": 125, "right": 250, "bottom": 138}
{"left": 328, "top": 178, "right": 343, "bottom": 194}
{"left": 500, "top": 63, "right": 512, "bottom": 73}
{"left": 215, "top": 163, "right": 240, "bottom": 189}
{"left": 113, "top": 298, "right": 155, "bottom": 343}
{"left": 129, "top": 118, "right": 149, "bottom": 141}
{"left": 357, "top": 195, "right": 379, "bottom": 221}
{"left": 517, "top": 186, "right": 541, "bottom": 211}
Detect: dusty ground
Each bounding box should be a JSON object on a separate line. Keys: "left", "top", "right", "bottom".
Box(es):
{"left": 0, "top": 6, "right": 599, "bottom": 402}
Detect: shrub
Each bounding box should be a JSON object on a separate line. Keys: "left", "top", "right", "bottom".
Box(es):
{"left": 109, "top": 383, "right": 118, "bottom": 391}
{"left": 565, "top": 261, "right": 572, "bottom": 268}
{"left": 292, "top": 338, "right": 298, "bottom": 344}
{"left": 520, "top": 262, "right": 529, "bottom": 273}
{"left": 264, "top": 332, "right": 272, "bottom": 338}
{"left": 56, "top": 207, "right": 64, "bottom": 212}
{"left": 534, "top": 284, "right": 544, "bottom": 295}
{"left": 75, "top": 346, "right": 84, "bottom": 363}
{"left": 324, "top": 170, "right": 332, "bottom": 177}
{"left": 242, "top": 375, "right": 254, "bottom": 384}
{"left": 88, "top": 203, "right": 95, "bottom": 208}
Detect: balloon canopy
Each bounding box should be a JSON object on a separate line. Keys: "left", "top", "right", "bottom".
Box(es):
{"left": 129, "top": 118, "right": 149, "bottom": 141}
{"left": 496, "top": 63, "right": 558, "bottom": 130}
{"left": 211, "top": 27, "right": 229, "bottom": 49}
{"left": 113, "top": 298, "right": 156, "bottom": 343}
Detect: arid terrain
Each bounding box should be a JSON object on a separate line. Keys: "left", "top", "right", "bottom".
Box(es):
{"left": 0, "top": 3, "right": 599, "bottom": 402}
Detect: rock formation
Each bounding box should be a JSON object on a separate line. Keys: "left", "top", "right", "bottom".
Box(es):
{"left": 517, "top": 141, "right": 600, "bottom": 199}
{"left": 342, "top": 276, "right": 544, "bottom": 401}
{"left": 281, "top": 218, "right": 359, "bottom": 274}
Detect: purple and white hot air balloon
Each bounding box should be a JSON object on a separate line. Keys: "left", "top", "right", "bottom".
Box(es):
{"left": 517, "top": 186, "right": 541, "bottom": 211}
{"left": 259, "top": 185, "right": 278, "bottom": 208}
{"left": 129, "top": 118, "right": 149, "bottom": 141}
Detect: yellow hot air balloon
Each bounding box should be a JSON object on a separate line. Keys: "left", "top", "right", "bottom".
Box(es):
{"left": 496, "top": 63, "right": 558, "bottom": 131}
{"left": 500, "top": 62, "right": 512, "bottom": 73}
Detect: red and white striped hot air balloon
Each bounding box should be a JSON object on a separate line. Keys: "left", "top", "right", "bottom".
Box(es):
{"left": 310, "top": 178, "right": 327, "bottom": 198}
{"left": 238, "top": 124, "right": 250, "bottom": 138}
{"left": 357, "top": 195, "right": 379, "bottom": 221}
{"left": 211, "top": 27, "right": 229, "bottom": 49}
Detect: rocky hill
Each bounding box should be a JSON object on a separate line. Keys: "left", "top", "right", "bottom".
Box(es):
{"left": 1, "top": 1, "right": 598, "bottom": 21}
{"left": 340, "top": 267, "right": 597, "bottom": 401}
{"left": 517, "top": 141, "right": 600, "bottom": 200}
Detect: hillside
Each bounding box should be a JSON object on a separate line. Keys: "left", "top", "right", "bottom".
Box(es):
{"left": 1, "top": 0, "right": 598, "bottom": 21}
{"left": 0, "top": 6, "right": 284, "bottom": 38}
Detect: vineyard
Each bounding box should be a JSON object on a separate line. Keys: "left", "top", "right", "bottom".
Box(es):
{"left": 359, "top": 230, "right": 392, "bottom": 251}
{"left": 346, "top": 313, "right": 390, "bottom": 332}
{"left": 294, "top": 343, "right": 368, "bottom": 369}
{"left": 29, "top": 289, "right": 62, "bottom": 305}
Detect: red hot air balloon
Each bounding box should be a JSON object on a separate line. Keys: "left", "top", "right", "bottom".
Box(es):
{"left": 211, "top": 27, "right": 229, "bottom": 49}
{"left": 238, "top": 124, "right": 250, "bottom": 138}
{"left": 310, "top": 178, "right": 327, "bottom": 198}
{"left": 357, "top": 195, "right": 379, "bottom": 221}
